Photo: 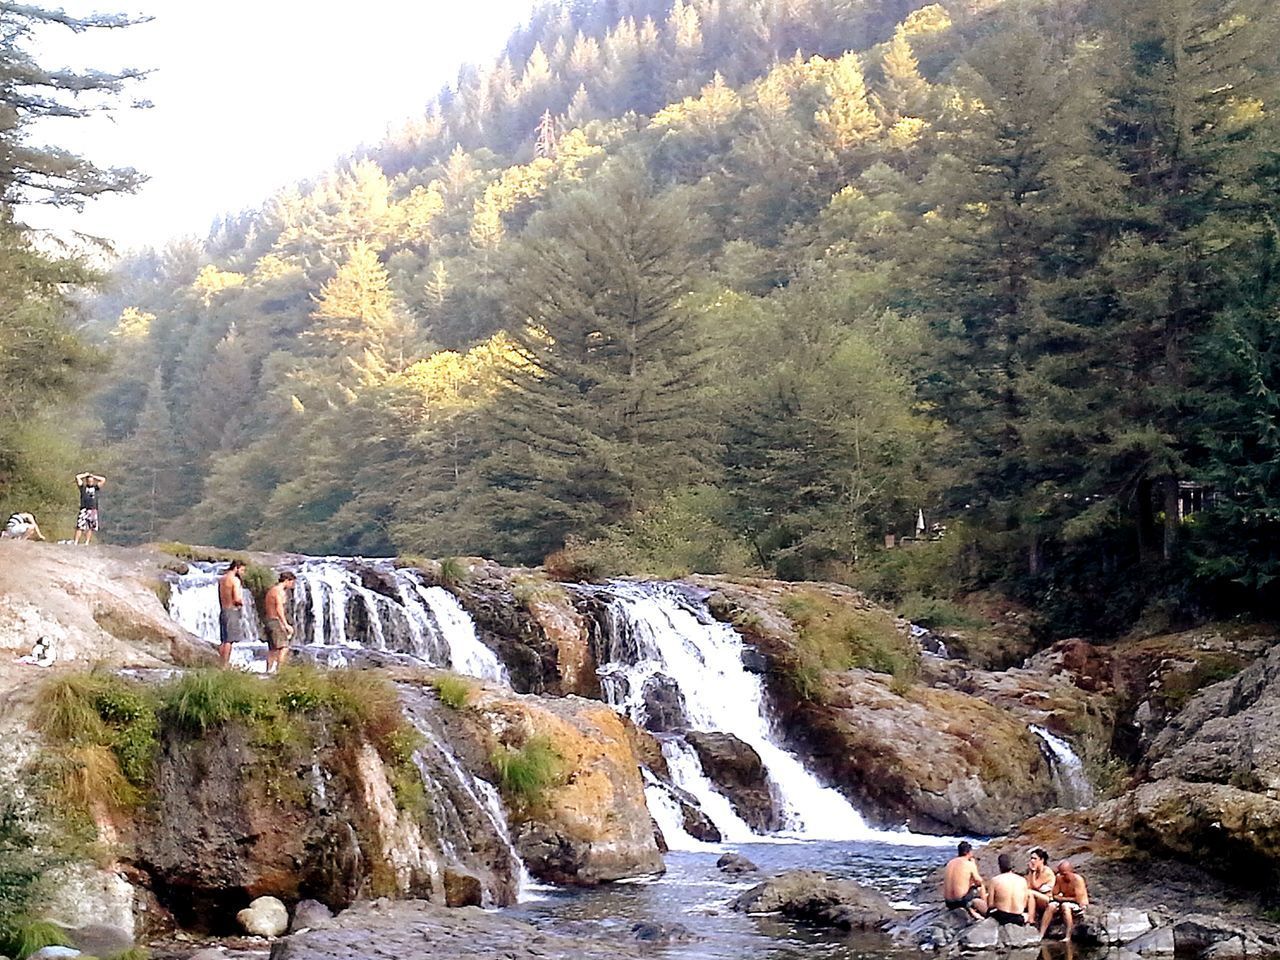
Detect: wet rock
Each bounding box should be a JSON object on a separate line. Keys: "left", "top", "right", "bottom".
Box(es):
{"left": 238, "top": 896, "right": 289, "bottom": 937}
{"left": 640, "top": 675, "right": 686, "bottom": 732}
{"left": 716, "top": 852, "right": 758, "bottom": 874}
{"left": 442, "top": 870, "right": 483, "bottom": 908}
{"left": 188, "top": 949, "right": 230, "bottom": 960}
{"left": 741, "top": 647, "right": 769, "bottom": 674}
{"left": 1000, "top": 923, "right": 1042, "bottom": 948}
{"left": 959, "top": 918, "right": 1001, "bottom": 950}
{"left": 684, "top": 731, "right": 779, "bottom": 832}
{"left": 1202, "top": 937, "right": 1248, "bottom": 959}
{"left": 1100, "top": 909, "right": 1154, "bottom": 944}
{"left": 731, "top": 870, "right": 895, "bottom": 930}
{"left": 1126, "top": 926, "right": 1175, "bottom": 955}
{"left": 28, "top": 948, "right": 81, "bottom": 959}
{"left": 631, "top": 921, "right": 694, "bottom": 942}
{"left": 290, "top": 900, "right": 333, "bottom": 932}
{"left": 681, "top": 798, "right": 721, "bottom": 842}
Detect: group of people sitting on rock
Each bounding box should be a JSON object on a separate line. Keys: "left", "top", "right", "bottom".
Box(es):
{"left": 944, "top": 841, "right": 1090, "bottom": 941}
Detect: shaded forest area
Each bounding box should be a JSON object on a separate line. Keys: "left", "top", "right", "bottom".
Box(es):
{"left": 38, "top": 0, "right": 1280, "bottom": 636}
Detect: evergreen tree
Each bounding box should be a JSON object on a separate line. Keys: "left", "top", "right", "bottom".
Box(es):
{"left": 470, "top": 164, "right": 715, "bottom": 560}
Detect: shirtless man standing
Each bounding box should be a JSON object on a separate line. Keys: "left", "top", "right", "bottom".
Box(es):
{"left": 1039, "top": 860, "right": 1090, "bottom": 942}
{"left": 943, "top": 841, "right": 988, "bottom": 919}
{"left": 262, "top": 571, "right": 296, "bottom": 674}
{"left": 218, "top": 560, "right": 246, "bottom": 668}
{"left": 988, "top": 853, "right": 1032, "bottom": 925}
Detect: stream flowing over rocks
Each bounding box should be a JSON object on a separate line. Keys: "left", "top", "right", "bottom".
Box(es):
{"left": 4, "top": 541, "right": 1280, "bottom": 959}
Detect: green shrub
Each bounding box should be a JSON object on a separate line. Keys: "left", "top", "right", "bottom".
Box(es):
{"left": 543, "top": 537, "right": 628, "bottom": 582}
{"left": 159, "top": 669, "right": 270, "bottom": 734}
{"left": 5, "top": 919, "right": 70, "bottom": 960}
{"left": 491, "top": 736, "right": 565, "bottom": 811}
{"left": 896, "top": 593, "right": 985, "bottom": 630}
{"left": 240, "top": 562, "right": 277, "bottom": 608}
{"left": 437, "top": 557, "right": 470, "bottom": 588}
{"left": 779, "top": 590, "right": 920, "bottom": 700}
{"left": 431, "top": 674, "right": 473, "bottom": 710}
{"left": 511, "top": 574, "right": 568, "bottom": 608}
{"left": 845, "top": 524, "right": 978, "bottom": 603}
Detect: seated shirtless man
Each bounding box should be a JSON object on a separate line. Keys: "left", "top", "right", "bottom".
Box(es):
{"left": 988, "top": 853, "right": 1032, "bottom": 925}
{"left": 943, "top": 841, "right": 988, "bottom": 919}
{"left": 1039, "top": 860, "right": 1090, "bottom": 942}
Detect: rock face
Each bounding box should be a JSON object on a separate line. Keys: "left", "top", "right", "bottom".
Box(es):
{"left": 731, "top": 870, "right": 895, "bottom": 931}
{"left": 683, "top": 731, "right": 778, "bottom": 832}
{"left": 464, "top": 690, "right": 665, "bottom": 885}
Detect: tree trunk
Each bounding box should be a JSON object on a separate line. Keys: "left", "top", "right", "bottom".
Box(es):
{"left": 1162, "top": 477, "right": 1180, "bottom": 562}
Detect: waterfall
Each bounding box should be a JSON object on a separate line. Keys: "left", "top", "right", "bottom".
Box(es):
{"left": 1030, "top": 725, "right": 1095, "bottom": 809}
{"left": 399, "top": 690, "right": 532, "bottom": 904}
{"left": 167, "top": 562, "right": 263, "bottom": 670}
{"left": 166, "top": 558, "right": 505, "bottom": 682}
{"left": 585, "top": 580, "right": 935, "bottom": 844}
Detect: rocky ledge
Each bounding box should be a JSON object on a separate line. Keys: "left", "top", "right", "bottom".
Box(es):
{"left": 267, "top": 898, "right": 643, "bottom": 960}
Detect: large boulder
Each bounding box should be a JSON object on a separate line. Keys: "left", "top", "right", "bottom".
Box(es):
{"left": 1147, "top": 643, "right": 1280, "bottom": 790}
{"left": 683, "top": 731, "right": 779, "bottom": 832}
{"left": 731, "top": 870, "right": 895, "bottom": 931}
{"left": 467, "top": 692, "right": 665, "bottom": 885}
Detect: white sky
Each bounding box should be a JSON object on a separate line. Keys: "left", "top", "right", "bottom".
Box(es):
{"left": 21, "top": 0, "right": 543, "bottom": 251}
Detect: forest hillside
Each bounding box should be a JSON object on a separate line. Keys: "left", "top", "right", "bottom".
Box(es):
{"left": 51, "top": 0, "right": 1280, "bottom": 637}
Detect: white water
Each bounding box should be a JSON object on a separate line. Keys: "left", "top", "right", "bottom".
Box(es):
{"left": 591, "top": 581, "right": 950, "bottom": 846}
{"left": 167, "top": 562, "right": 263, "bottom": 670}
{"left": 166, "top": 558, "right": 505, "bottom": 683}
{"left": 1030, "top": 724, "right": 1095, "bottom": 809}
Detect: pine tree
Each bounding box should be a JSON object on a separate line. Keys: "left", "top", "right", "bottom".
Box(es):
{"left": 111, "top": 373, "right": 186, "bottom": 544}
{"left": 473, "top": 165, "right": 715, "bottom": 560}
{"left": 307, "top": 241, "right": 413, "bottom": 378}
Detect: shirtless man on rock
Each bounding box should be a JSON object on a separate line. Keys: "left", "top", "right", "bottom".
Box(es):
{"left": 1039, "top": 860, "right": 1090, "bottom": 942}
{"left": 943, "top": 841, "right": 988, "bottom": 919}
{"left": 218, "top": 560, "right": 246, "bottom": 668}
{"left": 988, "top": 853, "right": 1032, "bottom": 925}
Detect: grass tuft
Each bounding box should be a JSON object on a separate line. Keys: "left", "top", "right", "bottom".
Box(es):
{"left": 491, "top": 736, "right": 565, "bottom": 811}
{"left": 436, "top": 556, "right": 470, "bottom": 588}
{"left": 780, "top": 591, "right": 920, "bottom": 702}
{"left": 160, "top": 669, "right": 268, "bottom": 734}
{"left": 431, "top": 674, "right": 473, "bottom": 710}
{"left": 6, "top": 919, "right": 71, "bottom": 959}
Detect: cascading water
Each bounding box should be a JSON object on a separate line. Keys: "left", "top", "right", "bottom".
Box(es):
{"left": 1030, "top": 724, "right": 1095, "bottom": 809}
{"left": 584, "top": 580, "right": 941, "bottom": 846}
{"left": 166, "top": 558, "right": 506, "bottom": 682}
{"left": 399, "top": 689, "right": 532, "bottom": 904}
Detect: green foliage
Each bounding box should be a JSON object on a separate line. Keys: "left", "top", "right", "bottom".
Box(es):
{"left": 431, "top": 674, "right": 473, "bottom": 710}
{"left": 491, "top": 736, "right": 565, "bottom": 811}
{"left": 240, "top": 562, "right": 277, "bottom": 607}
{"left": 160, "top": 670, "right": 268, "bottom": 734}
{"left": 896, "top": 593, "right": 984, "bottom": 631}
{"left": 436, "top": 557, "right": 470, "bottom": 588}
{"left": 0, "top": 786, "right": 63, "bottom": 958}
{"left": 6, "top": 919, "right": 71, "bottom": 960}
{"left": 543, "top": 537, "right": 629, "bottom": 583}
{"left": 780, "top": 590, "right": 920, "bottom": 701}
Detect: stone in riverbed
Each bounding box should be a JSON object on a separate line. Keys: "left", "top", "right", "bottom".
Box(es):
{"left": 716, "top": 852, "right": 758, "bottom": 874}
{"left": 1100, "top": 908, "right": 1154, "bottom": 944}
{"left": 999, "top": 924, "right": 1042, "bottom": 949}
{"left": 237, "top": 896, "right": 289, "bottom": 937}
{"left": 290, "top": 899, "right": 334, "bottom": 932}
{"left": 959, "top": 918, "right": 1000, "bottom": 950}
{"left": 1126, "top": 926, "right": 1175, "bottom": 955}
{"left": 730, "top": 870, "right": 895, "bottom": 930}
{"left": 631, "top": 921, "right": 694, "bottom": 942}
{"left": 443, "top": 870, "right": 484, "bottom": 908}
{"left": 63, "top": 923, "right": 133, "bottom": 957}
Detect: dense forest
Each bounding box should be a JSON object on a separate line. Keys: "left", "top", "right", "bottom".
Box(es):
{"left": 8, "top": 0, "right": 1280, "bottom": 637}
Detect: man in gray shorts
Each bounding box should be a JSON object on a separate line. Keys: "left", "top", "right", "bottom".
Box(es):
{"left": 218, "top": 560, "right": 247, "bottom": 667}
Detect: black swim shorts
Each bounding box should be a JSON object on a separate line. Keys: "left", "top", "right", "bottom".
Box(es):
{"left": 944, "top": 887, "right": 980, "bottom": 911}
{"left": 991, "top": 909, "right": 1026, "bottom": 925}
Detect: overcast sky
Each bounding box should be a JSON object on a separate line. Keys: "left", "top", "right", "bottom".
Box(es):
{"left": 21, "top": 0, "right": 542, "bottom": 251}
